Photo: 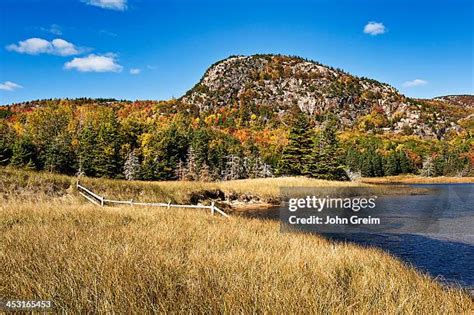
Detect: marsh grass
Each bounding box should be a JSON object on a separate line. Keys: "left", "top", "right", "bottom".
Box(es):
{"left": 0, "top": 167, "right": 368, "bottom": 203}
{"left": 0, "top": 167, "right": 472, "bottom": 313}
{"left": 361, "top": 175, "right": 474, "bottom": 184}
{"left": 0, "top": 198, "right": 472, "bottom": 313}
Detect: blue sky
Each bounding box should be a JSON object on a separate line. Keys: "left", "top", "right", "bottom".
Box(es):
{"left": 0, "top": 0, "right": 472, "bottom": 104}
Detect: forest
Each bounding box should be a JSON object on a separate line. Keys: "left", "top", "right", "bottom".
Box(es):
{"left": 0, "top": 98, "right": 473, "bottom": 181}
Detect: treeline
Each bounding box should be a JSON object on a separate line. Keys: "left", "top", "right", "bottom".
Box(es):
{"left": 0, "top": 100, "right": 472, "bottom": 181}
{"left": 343, "top": 136, "right": 473, "bottom": 177}
{"left": 0, "top": 102, "right": 276, "bottom": 181}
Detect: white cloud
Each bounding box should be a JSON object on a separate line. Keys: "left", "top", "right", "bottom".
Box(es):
{"left": 7, "top": 38, "right": 51, "bottom": 54}
{"left": 51, "top": 39, "right": 81, "bottom": 56}
{"left": 402, "top": 79, "right": 428, "bottom": 87}
{"left": 363, "top": 21, "right": 386, "bottom": 35}
{"left": 40, "top": 24, "right": 63, "bottom": 35}
{"left": 83, "top": 0, "right": 127, "bottom": 10}
{"left": 64, "top": 54, "right": 123, "bottom": 72}
{"left": 0, "top": 81, "right": 23, "bottom": 91}
{"left": 129, "top": 68, "right": 141, "bottom": 75}
{"left": 6, "top": 38, "right": 81, "bottom": 56}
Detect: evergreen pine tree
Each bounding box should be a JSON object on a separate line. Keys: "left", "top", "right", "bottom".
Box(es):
{"left": 10, "top": 137, "right": 36, "bottom": 169}
{"left": 93, "top": 114, "right": 122, "bottom": 178}
{"left": 371, "top": 153, "right": 384, "bottom": 177}
{"left": 433, "top": 154, "right": 446, "bottom": 176}
{"left": 398, "top": 150, "right": 413, "bottom": 174}
{"left": 0, "top": 124, "right": 12, "bottom": 165}
{"left": 77, "top": 125, "right": 97, "bottom": 176}
{"left": 0, "top": 139, "right": 11, "bottom": 165}
{"left": 360, "top": 150, "right": 375, "bottom": 177}
{"left": 43, "top": 134, "right": 76, "bottom": 174}
{"left": 383, "top": 151, "right": 400, "bottom": 176}
{"left": 345, "top": 148, "right": 360, "bottom": 172}
{"left": 277, "top": 112, "right": 313, "bottom": 176}
{"left": 304, "top": 118, "right": 348, "bottom": 180}
{"left": 191, "top": 128, "right": 211, "bottom": 169}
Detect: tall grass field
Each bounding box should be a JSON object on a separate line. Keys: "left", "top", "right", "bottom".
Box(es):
{"left": 0, "top": 168, "right": 472, "bottom": 313}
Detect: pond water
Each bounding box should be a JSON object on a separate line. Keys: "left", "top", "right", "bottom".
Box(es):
{"left": 244, "top": 184, "right": 474, "bottom": 290}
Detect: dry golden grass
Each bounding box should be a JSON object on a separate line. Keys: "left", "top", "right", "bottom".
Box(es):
{"left": 0, "top": 167, "right": 473, "bottom": 313}
{"left": 0, "top": 198, "right": 472, "bottom": 313}
{"left": 361, "top": 175, "right": 474, "bottom": 185}
{"left": 0, "top": 167, "right": 368, "bottom": 203}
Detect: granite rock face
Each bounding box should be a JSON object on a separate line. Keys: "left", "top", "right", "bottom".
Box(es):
{"left": 182, "top": 55, "right": 472, "bottom": 138}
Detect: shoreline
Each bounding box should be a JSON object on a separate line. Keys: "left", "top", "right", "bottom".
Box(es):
{"left": 360, "top": 176, "right": 474, "bottom": 185}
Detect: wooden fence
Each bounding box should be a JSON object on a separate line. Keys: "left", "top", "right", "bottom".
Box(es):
{"left": 76, "top": 182, "right": 229, "bottom": 218}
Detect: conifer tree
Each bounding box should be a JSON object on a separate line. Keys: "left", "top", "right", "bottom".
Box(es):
{"left": 398, "top": 150, "right": 413, "bottom": 174}
{"left": 360, "top": 151, "right": 373, "bottom": 177}
{"left": 0, "top": 138, "right": 11, "bottom": 166}
{"left": 191, "top": 128, "right": 211, "bottom": 169}
{"left": 93, "top": 113, "right": 122, "bottom": 178}
{"left": 304, "top": 117, "right": 348, "bottom": 180}
{"left": 10, "top": 137, "right": 36, "bottom": 169}
{"left": 0, "top": 123, "right": 13, "bottom": 165}
{"left": 77, "top": 124, "right": 97, "bottom": 176}
{"left": 277, "top": 112, "right": 313, "bottom": 176}
{"left": 359, "top": 147, "right": 385, "bottom": 177}
{"left": 43, "top": 134, "right": 76, "bottom": 174}
{"left": 345, "top": 148, "right": 360, "bottom": 172}
{"left": 383, "top": 151, "right": 400, "bottom": 176}
{"left": 371, "top": 153, "right": 384, "bottom": 177}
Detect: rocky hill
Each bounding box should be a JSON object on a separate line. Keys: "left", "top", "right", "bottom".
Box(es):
{"left": 434, "top": 95, "right": 474, "bottom": 109}
{"left": 182, "top": 54, "right": 472, "bottom": 138}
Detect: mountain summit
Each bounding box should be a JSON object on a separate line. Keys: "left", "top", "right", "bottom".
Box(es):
{"left": 182, "top": 54, "right": 472, "bottom": 138}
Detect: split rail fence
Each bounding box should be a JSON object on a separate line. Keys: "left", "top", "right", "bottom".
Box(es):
{"left": 76, "top": 181, "right": 229, "bottom": 218}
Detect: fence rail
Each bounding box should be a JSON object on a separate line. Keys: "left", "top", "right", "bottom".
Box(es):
{"left": 76, "top": 182, "right": 229, "bottom": 218}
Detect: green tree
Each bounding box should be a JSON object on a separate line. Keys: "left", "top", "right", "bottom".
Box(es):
{"left": 0, "top": 124, "right": 13, "bottom": 165}
{"left": 360, "top": 149, "right": 384, "bottom": 177}
{"left": 372, "top": 153, "right": 384, "bottom": 177}
{"left": 140, "top": 124, "right": 189, "bottom": 180}
{"left": 277, "top": 113, "right": 313, "bottom": 176}
{"left": 10, "top": 137, "right": 37, "bottom": 169}
{"left": 77, "top": 124, "right": 97, "bottom": 176}
{"left": 304, "top": 118, "right": 348, "bottom": 180}
{"left": 191, "top": 128, "right": 211, "bottom": 169}
{"left": 93, "top": 113, "right": 122, "bottom": 178}
{"left": 383, "top": 151, "right": 400, "bottom": 176}
{"left": 44, "top": 134, "right": 76, "bottom": 174}
{"left": 398, "top": 150, "right": 413, "bottom": 174}
{"left": 345, "top": 148, "right": 360, "bottom": 172}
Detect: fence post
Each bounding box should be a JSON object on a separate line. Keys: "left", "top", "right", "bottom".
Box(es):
{"left": 167, "top": 201, "right": 171, "bottom": 209}
{"left": 100, "top": 196, "right": 104, "bottom": 207}
{"left": 211, "top": 201, "right": 215, "bottom": 215}
{"left": 130, "top": 199, "right": 133, "bottom": 206}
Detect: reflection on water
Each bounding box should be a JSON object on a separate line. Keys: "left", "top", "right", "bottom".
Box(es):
{"left": 244, "top": 184, "right": 474, "bottom": 289}
{"left": 325, "top": 233, "right": 473, "bottom": 289}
